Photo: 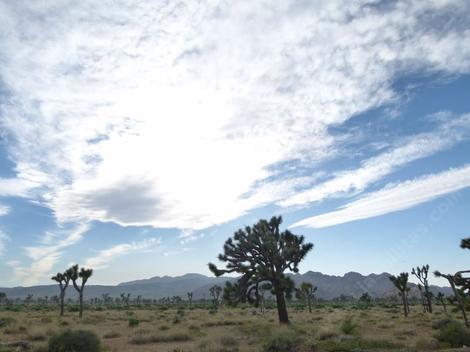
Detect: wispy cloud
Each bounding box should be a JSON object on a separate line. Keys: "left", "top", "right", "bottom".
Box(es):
{"left": 0, "top": 204, "right": 9, "bottom": 216}
{"left": 9, "top": 224, "right": 90, "bottom": 285}
{"left": 84, "top": 237, "right": 160, "bottom": 269}
{"left": 0, "top": 1, "right": 469, "bottom": 230}
{"left": 281, "top": 114, "right": 470, "bottom": 207}
{"left": 292, "top": 165, "right": 470, "bottom": 228}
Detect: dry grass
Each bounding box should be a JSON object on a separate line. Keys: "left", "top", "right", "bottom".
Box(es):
{"left": 0, "top": 305, "right": 467, "bottom": 351}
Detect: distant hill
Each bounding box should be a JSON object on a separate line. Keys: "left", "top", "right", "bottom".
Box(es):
{"left": 0, "top": 271, "right": 452, "bottom": 300}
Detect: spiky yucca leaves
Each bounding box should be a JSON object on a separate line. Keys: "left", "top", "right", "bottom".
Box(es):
{"left": 51, "top": 268, "right": 73, "bottom": 316}
{"left": 389, "top": 273, "right": 410, "bottom": 317}
{"left": 69, "top": 264, "right": 93, "bottom": 318}
{"left": 461, "top": 238, "right": 470, "bottom": 250}
{"left": 411, "top": 265, "right": 432, "bottom": 313}
{"left": 208, "top": 216, "right": 313, "bottom": 324}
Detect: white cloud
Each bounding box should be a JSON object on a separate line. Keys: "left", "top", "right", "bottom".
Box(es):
{"left": 10, "top": 224, "right": 90, "bottom": 285}
{"left": 0, "top": 231, "right": 10, "bottom": 255}
{"left": 0, "top": 177, "right": 38, "bottom": 197}
{"left": 0, "top": 204, "right": 10, "bottom": 216}
{"left": 0, "top": 1, "right": 469, "bottom": 229}
{"left": 292, "top": 165, "right": 470, "bottom": 228}
{"left": 84, "top": 237, "right": 160, "bottom": 269}
{"left": 281, "top": 114, "right": 470, "bottom": 207}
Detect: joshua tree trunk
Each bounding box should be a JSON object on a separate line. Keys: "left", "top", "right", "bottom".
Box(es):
{"left": 307, "top": 296, "right": 312, "bottom": 313}
{"left": 60, "top": 291, "right": 65, "bottom": 316}
{"left": 401, "top": 293, "right": 408, "bottom": 317}
{"left": 79, "top": 293, "right": 84, "bottom": 319}
{"left": 449, "top": 279, "right": 468, "bottom": 327}
{"left": 275, "top": 290, "right": 289, "bottom": 324}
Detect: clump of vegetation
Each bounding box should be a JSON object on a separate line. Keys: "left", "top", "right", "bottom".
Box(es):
{"left": 317, "top": 337, "right": 403, "bottom": 351}
{"left": 340, "top": 316, "right": 358, "bottom": 335}
{"left": 415, "top": 337, "right": 440, "bottom": 351}
{"left": 130, "top": 332, "right": 192, "bottom": 345}
{"left": 48, "top": 330, "right": 101, "bottom": 352}
{"left": 0, "top": 317, "right": 16, "bottom": 328}
{"left": 128, "top": 317, "right": 140, "bottom": 327}
{"left": 262, "top": 333, "right": 302, "bottom": 352}
{"left": 435, "top": 320, "right": 470, "bottom": 348}
{"left": 103, "top": 331, "right": 121, "bottom": 339}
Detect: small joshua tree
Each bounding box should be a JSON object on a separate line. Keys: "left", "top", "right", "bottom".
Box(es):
{"left": 51, "top": 268, "right": 73, "bottom": 316}
{"left": 296, "top": 282, "right": 317, "bottom": 313}
{"left": 209, "top": 285, "right": 222, "bottom": 308}
{"left": 389, "top": 273, "right": 410, "bottom": 317}
{"left": 209, "top": 216, "right": 313, "bottom": 324}
{"left": 120, "top": 293, "right": 131, "bottom": 309}
{"left": 411, "top": 265, "right": 432, "bottom": 313}
{"left": 69, "top": 264, "right": 93, "bottom": 318}
{"left": 0, "top": 292, "right": 6, "bottom": 305}
{"left": 436, "top": 292, "right": 447, "bottom": 312}
{"left": 187, "top": 292, "right": 193, "bottom": 308}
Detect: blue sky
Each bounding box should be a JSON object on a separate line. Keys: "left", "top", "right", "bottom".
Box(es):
{"left": 0, "top": 0, "right": 469, "bottom": 287}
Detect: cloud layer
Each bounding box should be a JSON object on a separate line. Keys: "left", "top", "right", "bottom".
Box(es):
{"left": 292, "top": 165, "right": 470, "bottom": 228}
{"left": 0, "top": 0, "right": 470, "bottom": 230}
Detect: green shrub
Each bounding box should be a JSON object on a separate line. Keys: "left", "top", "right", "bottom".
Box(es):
{"left": 48, "top": 330, "right": 101, "bottom": 352}
{"left": 435, "top": 321, "right": 470, "bottom": 348}
{"left": 262, "top": 333, "right": 302, "bottom": 352}
{"left": 0, "top": 317, "right": 16, "bottom": 328}
{"left": 128, "top": 318, "right": 140, "bottom": 328}
{"left": 340, "top": 316, "right": 357, "bottom": 335}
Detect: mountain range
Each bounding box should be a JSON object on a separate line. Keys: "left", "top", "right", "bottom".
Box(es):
{"left": 0, "top": 271, "right": 452, "bottom": 300}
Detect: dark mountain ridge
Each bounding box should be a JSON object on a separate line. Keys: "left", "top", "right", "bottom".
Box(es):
{"left": 0, "top": 271, "right": 451, "bottom": 300}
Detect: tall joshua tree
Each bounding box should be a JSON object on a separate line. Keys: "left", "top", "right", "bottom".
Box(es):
{"left": 296, "top": 282, "right": 317, "bottom": 313}
{"left": 51, "top": 268, "right": 73, "bottom": 316}
{"left": 209, "top": 216, "right": 313, "bottom": 324}
{"left": 411, "top": 265, "right": 432, "bottom": 313}
{"left": 69, "top": 264, "right": 93, "bottom": 318}
{"left": 389, "top": 273, "right": 410, "bottom": 317}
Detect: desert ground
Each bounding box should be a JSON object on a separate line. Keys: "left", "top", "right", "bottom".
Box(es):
{"left": 1, "top": 303, "right": 469, "bottom": 352}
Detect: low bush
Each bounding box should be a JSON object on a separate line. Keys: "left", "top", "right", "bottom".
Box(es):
{"left": 48, "top": 330, "right": 101, "bottom": 352}
{"left": 262, "top": 333, "right": 303, "bottom": 352}
{"left": 340, "top": 317, "right": 357, "bottom": 335}
{"left": 130, "top": 332, "right": 192, "bottom": 345}
{"left": 128, "top": 318, "right": 140, "bottom": 327}
{"left": 435, "top": 320, "right": 470, "bottom": 348}
{"left": 0, "top": 317, "right": 16, "bottom": 328}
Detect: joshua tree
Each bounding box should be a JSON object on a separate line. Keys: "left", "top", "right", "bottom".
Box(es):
{"left": 120, "top": 293, "right": 131, "bottom": 309}
{"left": 435, "top": 270, "right": 468, "bottom": 327}
{"left": 69, "top": 264, "right": 93, "bottom": 318}
{"left": 209, "top": 216, "right": 313, "bottom": 324}
{"left": 411, "top": 265, "right": 432, "bottom": 313}
{"left": 389, "top": 273, "right": 410, "bottom": 317}
{"left": 187, "top": 292, "right": 193, "bottom": 308}
{"left": 51, "top": 269, "right": 73, "bottom": 316}
{"left": 209, "top": 285, "right": 222, "bottom": 308}
{"left": 359, "top": 292, "right": 372, "bottom": 306}
{"left": 296, "top": 282, "right": 317, "bottom": 313}
{"left": 25, "top": 294, "right": 33, "bottom": 306}
{"left": 436, "top": 292, "right": 447, "bottom": 312}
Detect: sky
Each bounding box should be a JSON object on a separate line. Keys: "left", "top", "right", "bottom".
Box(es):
{"left": 0, "top": 0, "right": 469, "bottom": 287}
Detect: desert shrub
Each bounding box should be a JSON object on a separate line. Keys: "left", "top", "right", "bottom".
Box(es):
{"left": 340, "top": 317, "right": 357, "bottom": 335}
{"left": 28, "top": 330, "right": 48, "bottom": 341}
{"left": 431, "top": 318, "right": 452, "bottom": 330}
{"left": 48, "top": 330, "right": 100, "bottom": 352}
{"left": 130, "top": 332, "right": 191, "bottom": 345}
{"left": 435, "top": 321, "right": 470, "bottom": 348}
{"left": 0, "top": 317, "right": 16, "bottom": 328}
{"left": 263, "top": 333, "right": 302, "bottom": 352}
{"left": 66, "top": 305, "right": 80, "bottom": 313}
{"left": 415, "top": 337, "right": 440, "bottom": 351}
{"left": 128, "top": 318, "right": 140, "bottom": 327}
{"left": 318, "top": 338, "right": 403, "bottom": 351}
